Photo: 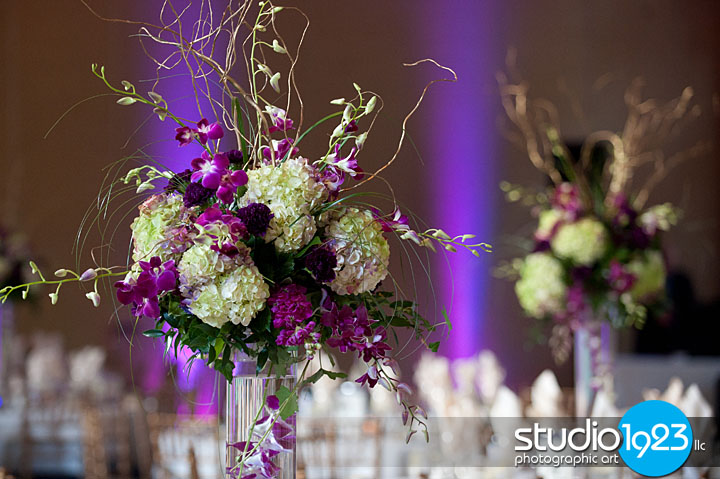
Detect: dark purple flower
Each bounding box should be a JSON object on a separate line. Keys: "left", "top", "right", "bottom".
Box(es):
{"left": 165, "top": 169, "right": 192, "bottom": 193}
{"left": 195, "top": 118, "right": 224, "bottom": 144}
{"left": 323, "top": 304, "right": 390, "bottom": 367}
{"left": 114, "top": 257, "right": 177, "bottom": 319}
{"left": 183, "top": 182, "right": 214, "bottom": 207}
{"left": 227, "top": 149, "right": 244, "bottom": 165}
{"left": 304, "top": 245, "right": 337, "bottom": 283}
{"left": 237, "top": 203, "right": 274, "bottom": 237}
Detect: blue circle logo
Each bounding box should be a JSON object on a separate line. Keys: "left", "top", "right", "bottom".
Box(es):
{"left": 619, "top": 400, "right": 692, "bottom": 476}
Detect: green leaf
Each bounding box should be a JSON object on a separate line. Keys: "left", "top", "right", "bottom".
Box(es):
{"left": 428, "top": 341, "right": 440, "bottom": 353}
{"left": 142, "top": 329, "right": 165, "bottom": 338}
{"left": 305, "top": 368, "right": 348, "bottom": 384}
{"left": 275, "top": 386, "right": 298, "bottom": 420}
{"left": 442, "top": 307, "right": 452, "bottom": 331}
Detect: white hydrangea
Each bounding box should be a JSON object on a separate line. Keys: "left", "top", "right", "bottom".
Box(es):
{"left": 627, "top": 250, "right": 666, "bottom": 301}
{"left": 550, "top": 217, "right": 608, "bottom": 265}
{"left": 515, "top": 252, "right": 567, "bottom": 319}
{"left": 178, "top": 244, "right": 269, "bottom": 328}
{"left": 323, "top": 207, "right": 390, "bottom": 295}
{"left": 241, "top": 158, "right": 327, "bottom": 253}
{"left": 130, "top": 193, "right": 187, "bottom": 262}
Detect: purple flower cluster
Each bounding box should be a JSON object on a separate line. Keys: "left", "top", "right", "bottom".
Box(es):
{"left": 237, "top": 203, "right": 274, "bottom": 237}
{"left": 322, "top": 303, "right": 391, "bottom": 382}
{"left": 266, "top": 107, "right": 294, "bottom": 134}
{"left": 165, "top": 169, "right": 192, "bottom": 193}
{"left": 304, "top": 245, "right": 337, "bottom": 283}
{"left": 552, "top": 183, "right": 582, "bottom": 219}
{"left": 195, "top": 205, "right": 248, "bottom": 256}
{"left": 114, "top": 256, "right": 177, "bottom": 318}
{"left": 608, "top": 260, "right": 636, "bottom": 293}
{"left": 268, "top": 285, "right": 319, "bottom": 347}
{"left": 191, "top": 152, "right": 249, "bottom": 204}
{"left": 175, "top": 118, "right": 224, "bottom": 147}
{"left": 227, "top": 395, "right": 295, "bottom": 479}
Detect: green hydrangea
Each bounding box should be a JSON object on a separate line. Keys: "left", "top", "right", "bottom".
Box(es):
{"left": 178, "top": 244, "right": 269, "bottom": 328}
{"left": 551, "top": 217, "right": 608, "bottom": 265}
{"left": 515, "top": 252, "right": 567, "bottom": 318}
{"left": 241, "top": 158, "right": 327, "bottom": 253}
{"left": 322, "top": 207, "right": 390, "bottom": 295}
{"left": 130, "top": 193, "right": 187, "bottom": 262}
{"left": 627, "top": 250, "right": 666, "bottom": 301}
{"left": 535, "top": 209, "right": 564, "bottom": 240}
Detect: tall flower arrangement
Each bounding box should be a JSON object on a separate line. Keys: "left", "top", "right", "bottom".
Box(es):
{"left": 1, "top": 1, "right": 490, "bottom": 477}
{"left": 497, "top": 66, "right": 706, "bottom": 363}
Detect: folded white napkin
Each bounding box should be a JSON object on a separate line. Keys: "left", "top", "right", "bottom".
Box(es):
{"left": 476, "top": 350, "right": 506, "bottom": 405}
{"left": 679, "top": 383, "right": 712, "bottom": 418}
{"left": 528, "top": 369, "right": 564, "bottom": 417}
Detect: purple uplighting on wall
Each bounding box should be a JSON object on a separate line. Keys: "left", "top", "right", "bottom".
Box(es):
{"left": 419, "top": 4, "right": 500, "bottom": 359}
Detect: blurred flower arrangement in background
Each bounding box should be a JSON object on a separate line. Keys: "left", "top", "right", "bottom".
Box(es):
{"left": 496, "top": 56, "right": 709, "bottom": 364}
{"left": 0, "top": 1, "right": 490, "bottom": 477}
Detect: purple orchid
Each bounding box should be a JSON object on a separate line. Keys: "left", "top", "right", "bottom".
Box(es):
{"left": 175, "top": 118, "right": 224, "bottom": 147}
{"left": 323, "top": 303, "right": 391, "bottom": 371}
{"left": 195, "top": 118, "right": 224, "bottom": 144}
{"left": 265, "top": 106, "right": 294, "bottom": 133}
{"left": 195, "top": 204, "right": 248, "bottom": 256}
{"left": 373, "top": 207, "right": 421, "bottom": 244}
{"left": 114, "top": 257, "right": 177, "bottom": 319}
{"left": 261, "top": 138, "right": 298, "bottom": 162}
{"left": 191, "top": 152, "right": 248, "bottom": 204}
{"left": 327, "top": 144, "right": 363, "bottom": 179}
{"left": 267, "top": 285, "right": 319, "bottom": 347}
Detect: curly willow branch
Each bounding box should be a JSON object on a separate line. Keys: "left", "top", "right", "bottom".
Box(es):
{"left": 342, "top": 59, "right": 458, "bottom": 192}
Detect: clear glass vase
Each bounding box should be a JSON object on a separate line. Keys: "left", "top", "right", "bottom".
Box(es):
{"left": 226, "top": 351, "right": 296, "bottom": 479}
{"left": 573, "top": 318, "right": 614, "bottom": 417}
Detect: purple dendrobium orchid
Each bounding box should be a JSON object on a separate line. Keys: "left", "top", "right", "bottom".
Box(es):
{"left": 175, "top": 126, "right": 194, "bottom": 147}
{"left": 261, "top": 138, "right": 298, "bottom": 162}
{"left": 195, "top": 204, "right": 248, "bottom": 256}
{"left": 217, "top": 169, "right": 249, "bottom": 204}
{"left": 191, "top": 152, "right": 228, "bottom": 190}
{"left": 373, "top": 207, "right": 421, "bottom": 244}
{"left": 195, "top": 118, "right": 224, "bottom": 144}
{"left": 175, "top": 118, "right": 223, "bottom": 146}
{"left": 328, "top": 144, "right": 363, "bottom": 179}
{"left": 344, "top": 119, "right": 359, "bottom": 133}
{"left": 114, "top": 257, "right": 177, "bottom": 319}
{"left": 323, "top": 303, "right": 390, "bottom": 372}
{"left": 267, "top": 285, "right": 319, "bottom": 347}
{"left": 265, "top": 106, "right": 294, "bottom": 133}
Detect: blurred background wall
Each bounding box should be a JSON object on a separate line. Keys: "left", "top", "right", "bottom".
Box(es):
{"left": 1, "top": 0, "right": 718, "bottom": 392}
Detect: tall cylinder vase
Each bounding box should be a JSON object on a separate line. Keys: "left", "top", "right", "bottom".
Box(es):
{"left": 574, "top": 319, "right": 614, "bottom": 417}
{"left": 226, "top": 352, "right": 296, "bottom": 479}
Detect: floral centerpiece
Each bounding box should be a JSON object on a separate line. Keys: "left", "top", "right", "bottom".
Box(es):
{"left": 1, "top": 1, "right": 489, "bottom": 477}
{"left": 497, "top": 68, "right": 706, "bottom": 414}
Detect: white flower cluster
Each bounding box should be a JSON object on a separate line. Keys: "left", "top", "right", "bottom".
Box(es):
{"left": 322, "top": 207, "right": 390, "bottom": 295}
{"left": 242, "top": 158, "right": 327, "bottom": 253}
{"left": 130, "top": 193, "right": 187, "bottom": 262}
{"left": 178, "top": 243, "right": 269, "bottom": 328}
{"left": 551, "top": 217, "right": 608, "bottom": 266}
{"left": 515, "top": 252, "right": 567, "bottom": 318}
